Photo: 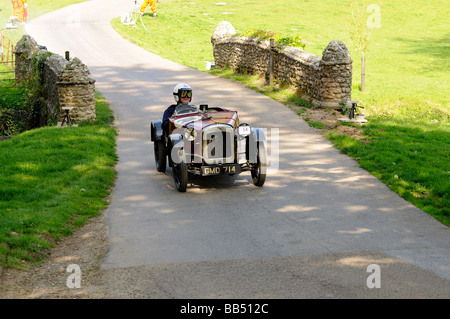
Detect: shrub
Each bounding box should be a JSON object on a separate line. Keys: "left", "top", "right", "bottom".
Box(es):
{"left": 238, "top": 28, "right": 306, "bottom": 50}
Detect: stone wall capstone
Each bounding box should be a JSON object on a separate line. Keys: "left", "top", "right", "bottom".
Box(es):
{"left": 14, "top": 34, "right": 39, "bottom": 81}
{"left": 14, "top": 35, "right": 96, "bottom": 123}
{"left": 58, "top": 57, "right": 96, "bottom": 122}
{"left": 212, "top": 23, "right": 352, "bottom": 109}
{"left": 211, "top": 21, "right": 236, "bottom": 45}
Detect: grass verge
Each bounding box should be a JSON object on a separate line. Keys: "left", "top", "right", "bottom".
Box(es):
{"left": 0, "top": 91, "right": 117, "bottom": 269}
{"left": 328, "top": 119, "right": 449, "bottom": 225}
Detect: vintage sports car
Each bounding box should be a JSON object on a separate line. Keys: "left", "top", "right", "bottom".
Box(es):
{"left": 150, "top": 104, "right": 267, "bottom": 192}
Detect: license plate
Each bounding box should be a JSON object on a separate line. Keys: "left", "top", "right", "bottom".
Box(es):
{"left": 201, "top": 164, "right": 241, "bottom": 176}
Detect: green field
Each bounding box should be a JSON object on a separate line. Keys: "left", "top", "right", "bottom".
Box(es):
{"left": 112, "top": 0, "right": 449, "bottom": 117}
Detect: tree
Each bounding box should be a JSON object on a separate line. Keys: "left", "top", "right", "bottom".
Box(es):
{"left": 347, "top": 0, "right": 381, "bottom": 92}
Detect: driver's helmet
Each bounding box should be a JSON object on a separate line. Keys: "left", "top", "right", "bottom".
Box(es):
{"left": 173, "top": 83, "right": 192, "bottom": 103}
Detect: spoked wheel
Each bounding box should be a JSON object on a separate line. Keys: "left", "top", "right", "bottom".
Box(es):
{"left": 154, "top": 139, "right": 166, "bottom": 172}
{"left": 251, "top": 141, "right": 267, "bottom": 187}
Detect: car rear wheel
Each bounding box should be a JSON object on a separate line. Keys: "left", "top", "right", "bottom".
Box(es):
{"left": 251, "top": 141, "right": 267, "bottom": 187}
{"left": 172, "top": 160, "right": 188, "bottom": 192}
{"left": 154, "top": 139, "right": 166, "bottom": 172}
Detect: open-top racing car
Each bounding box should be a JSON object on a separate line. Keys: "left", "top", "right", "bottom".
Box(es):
{"left": 150, "top": 104, "right": 267, "bottom": 192}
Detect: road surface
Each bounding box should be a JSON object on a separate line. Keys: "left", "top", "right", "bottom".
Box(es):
{"left": 26, "top": 0, "right": 449, "bottom": 298}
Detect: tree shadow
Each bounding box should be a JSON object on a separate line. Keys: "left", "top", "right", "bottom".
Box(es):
{"left": 392, "top": 35, "right": 450, "bottom": 71}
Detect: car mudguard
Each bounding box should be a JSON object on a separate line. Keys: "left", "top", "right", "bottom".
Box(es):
{"left": 247, "top": 128, "right": 267, "bottom": 164}
{"left": 168, "top": 133, "right": 183, "bottom": 167}
{"left": 169, "top": 133, "right": 183, "bottom": 147}
{"left": 252, "top": 127, "right": 267, "bottom": 143}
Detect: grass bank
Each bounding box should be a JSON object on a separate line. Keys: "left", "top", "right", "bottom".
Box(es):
{"left": 112, "top": 0, "right": 449, "bottom": 225}
{"left": 0, "top": 91, "right": 117, "bottom": 269}
{"left": 0, "top": 0, "right": 119, "bottom": 270}
{"left": 328, "top": 119, "right": 449, "bottom": 225}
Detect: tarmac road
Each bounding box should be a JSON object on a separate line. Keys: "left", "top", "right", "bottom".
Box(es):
{"left": 26, "top": 0, "right": 449, "bottom": 298}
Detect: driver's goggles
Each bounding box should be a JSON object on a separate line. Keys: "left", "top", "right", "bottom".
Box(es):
{"left": 179, "top": 90, "right": 192, "bottom": 98}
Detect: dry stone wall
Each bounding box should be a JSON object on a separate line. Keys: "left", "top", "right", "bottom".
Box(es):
{"left": 212, "top": 23, "right": 353, "bottom": 109}
{"left": 14, "top": 35, "right": 96, "bottom": 123}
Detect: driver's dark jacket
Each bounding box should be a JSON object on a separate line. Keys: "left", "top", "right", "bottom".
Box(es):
{"left": 162, "top": 104, "right": 177, "bottom": 135}
{"left": 162, "top": 103, "right": 197, "bottom": 134}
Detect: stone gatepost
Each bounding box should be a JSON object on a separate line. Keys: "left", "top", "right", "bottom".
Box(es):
{"left": 57, "top": 57, "right": 96, "bottom": 122}
{"left": 318, "top": 40, "right": 353, "bottom": 108}
{"left": 14, "top": 35, "right": 97, "bottom": 124}
{"left": 211, "top": 21, "right": 236, "bottom": 45}
{"left": 13, "top": 34, "right": 39, "bottom": 81}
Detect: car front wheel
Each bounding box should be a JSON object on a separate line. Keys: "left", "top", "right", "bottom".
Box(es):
{"left": 251, "top": 141, "right": 267, "bottom": 187}
{"left": 172, "top": 160, "right": 188, "bottom": 192}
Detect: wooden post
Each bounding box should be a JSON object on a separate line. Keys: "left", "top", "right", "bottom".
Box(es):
{"left": 6, "top": 38, "right": 10, "bottom": 68}
{"left": 11, "top": 44, "right": 14, "bottom": 71}
{"left": 361, "top": 51, "right": 365, "bottom": 93}
{"left": 267, "top": 38, "right": 275, "bottom": 86}
{"left": 65, "top": 51, "right": 70, "bottom": 61}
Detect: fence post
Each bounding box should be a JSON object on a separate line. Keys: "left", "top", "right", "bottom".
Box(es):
{"left": 6, "top": 38, "right": 10, "bottom": 67}
{"left": 0, "top": 34, "right": 3, "bottom": 62}
{"left": 267, "top": 38, "right": 275, "bottom": 86}
{"left": 11, "top": 44, "right": 14, "bottom": 71}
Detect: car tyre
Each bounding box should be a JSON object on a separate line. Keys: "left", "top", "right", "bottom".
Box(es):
{"left": 172, "top": 159, "right": 188, "bottom": 192}
{"left": 154, "top": 139, "right": 166, "bottom": 172}
{"left": 251, "top": 141, "right": 267, "bottom": 187}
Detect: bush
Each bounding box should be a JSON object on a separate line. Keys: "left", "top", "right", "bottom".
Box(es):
{"left": 0, "top": 50, "right": 52, "bottom": 136}
{"left": 0, "top": 109, "right": 32, "bottom": 136}
{"left": 238, "top": 28, "right": 307, "bottom": 50}
{"left": 239, "top": 28, "right": 277, "bottom": 40}
{"left": 273, "top": 34, "right": 306, "bottom": 50}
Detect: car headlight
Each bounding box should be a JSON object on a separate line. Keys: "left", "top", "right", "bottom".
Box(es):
{"left": 184, "top": 128, "right": 198, "bottom": 141}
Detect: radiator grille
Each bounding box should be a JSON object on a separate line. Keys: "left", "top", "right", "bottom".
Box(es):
{"left": 202, "top": 125, "right": 235, "bottom": 164}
